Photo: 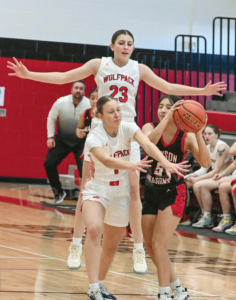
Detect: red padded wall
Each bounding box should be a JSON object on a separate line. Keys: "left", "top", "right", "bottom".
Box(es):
{"left": 0, "top": 57, "right": 96, "bottom": 178}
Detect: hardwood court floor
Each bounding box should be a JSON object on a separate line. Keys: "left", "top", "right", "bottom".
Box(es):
{"left": 0, "top": 187, "right": 235, "bottom": 299}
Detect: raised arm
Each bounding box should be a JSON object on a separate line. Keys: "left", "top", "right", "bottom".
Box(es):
{"left": 139, "top": 64, "right": 226, "bottom": 96}
{"left": 185, "top": 131, "right": 211, "bottom": 169}
{"left": 7, "top": 57, "right": 101, "bottom": 85}
{"left": 133, "top": 129, "right": 190, "bottom": 178}
{"left": 142, "top": 100, "right": 184, "bottom": 145}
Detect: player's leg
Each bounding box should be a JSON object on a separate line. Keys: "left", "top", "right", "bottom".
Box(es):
{"left": 141, "top": 214, "right": 157, "bottom": 266}
{"left": 73, "top": 143, "right": 84, "bottom": 188}
{"left": 43, "top": 137, "right": 70, "bottom": 204}
{"left": 98, "top": 224, "right": 125, "bottom": 299}
{"left": 67, "top": 160, "right": 90, "bottom": 269}
{"left": 213, "top": 178, "right": 233, "bottom": 232}
{"left": 129, "top": 140, "right": 147, "bottom": 274}
{"left": 153, "top": 206, "right": 185, "bottom": 300}
{"left": 83, "top": 199, "right": 106, "bottom": 299}
{"left": 226, "top": 185, "right": 236, "bottom": 235}
{"left": 193, "top": 178, "right": 218, "bottom": 228}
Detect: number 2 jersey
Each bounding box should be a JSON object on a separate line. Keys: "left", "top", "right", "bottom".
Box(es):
{"left": 95, "top": 57, "right": 139, "bottom": 122}
{"left": 146, "top": 123, "right": 188, "bottom": 189}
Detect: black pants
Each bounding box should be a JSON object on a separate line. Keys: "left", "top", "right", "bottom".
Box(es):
{"left": 44, "top": 136, "right": 84, "bottom": 197}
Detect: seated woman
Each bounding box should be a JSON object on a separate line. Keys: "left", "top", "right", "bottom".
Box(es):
{"left": 185, "top": 124, "right": 232, "bottom": 228}
{"left": 142, "top": 95, "right": 210, "bottom": 300}
{"left": 212, "top": 141, "right": 236, "bottom": 233}
{"left": 81, "top": 96, "right": 189, "bottom": 300}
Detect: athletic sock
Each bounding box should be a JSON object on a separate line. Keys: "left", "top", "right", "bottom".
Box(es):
{"left": 134, "top": 243, "right": 143, "bottom": 250}
{"left": 73, "top": 237, "right": 82, "bottom": 245}
{"left": 89, "top": 283, "right": 99, "bottom": 292}
{"left": 159, "top": 286, "right": 170, "bottom": 295}
{"left": 203, "top": 211, "right": 211, "bottom": 219}
{"left": 170, "top": 279, "right": 182, "bottom": 293}
{"left": 99, "top": 281, "right": 104, "bottom": 289}
{"left": 223, "top": 214, "right": 231, "bottom": 221}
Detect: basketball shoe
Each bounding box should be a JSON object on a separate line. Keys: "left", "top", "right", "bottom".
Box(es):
{"left": 133, "top": 248, "right": 148, "bottom": 274}
{"left": 179, "top": 214, "right": 191, "bottom": 226}
{"left": 225, "top": 223, "right": 236, "bottom": 235}
{"left": 54, "top": 191, "right": 66, "bottom": 204}
{"left": 192, "top": 216, "right": 213, "bottom": 228}
{"left": 88, "top": 288, "right": 104, "bottom": 300}
{"left": 67, "top": 242, "right": 82, "bottom": 269}
{"left": 157, "top": 293, "right": 173, "bottom": 299}
{"left": 212, "top": 218, "right": 233, "bottom": 232}
{"left": 172, "top": 288, "right": 191, "bottom": 299}
{"left": 88, "top": 287, "right": 116, "bottom": 300}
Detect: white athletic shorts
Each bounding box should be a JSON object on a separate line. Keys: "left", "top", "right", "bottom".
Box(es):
{"left": 84, "top": 138, "right": 140, "bottom": 162}
{"left": 82, "top": 178, "right": 130, "bottom": 227}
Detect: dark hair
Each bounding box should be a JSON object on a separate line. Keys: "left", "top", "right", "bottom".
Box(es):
{"left": 111, "top": 29, "right": 134, "bottom": 44}
{"left": 72, "top": 80, "right": 86, "bottom": 89}
{"left": 89, "top": 88, "right": 98, "bottom": 98}
{"left": 205, "top": 124, "right": 221, "bottom": 138}
{"left": 158, "top": 95, "right": 181, "bottom": 107}
{"left": 95, "top": 96, "right": 117, "bottom": 117}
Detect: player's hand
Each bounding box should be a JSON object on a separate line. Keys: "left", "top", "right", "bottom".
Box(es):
{"left": 163, "top": 100, "right": 184, "bottom": 121}
{"left": 130, "top": 156, "right": 153, "bottom": 176}
{"left": 76, "top": 128, "right": 87, "bottom": 138}
{"left": 47, "top": 138, "right": 55, "bottom": 148}
{"left": 203, "top": 80, "right": 227, "bottom": 97}
{"left": 213, "top": 173, "right": 223, "bottom": 181}
{"left": 195, "top": 114, "right": 208, "bottom": 136}
{"left": 163, "top": 161, "right": 191, "bottom": 179}
{"left": 7, "top": 57, "right": 30, "bottom": 79}
{"left": 184, "top": 173, "right": 197, "bottom": 181}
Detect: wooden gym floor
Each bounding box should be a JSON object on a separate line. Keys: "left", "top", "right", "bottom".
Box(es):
{"left": 0, "top": 183, "right": 235, "bottom": 300}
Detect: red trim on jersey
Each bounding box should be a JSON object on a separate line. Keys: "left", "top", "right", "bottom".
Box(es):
{"left": 83, "top": 109, "right": 87, "bottom": 124}
{"left": 109, "top": 180, "right": 119, "bottom": 186}
{"left": 89, "top": 108, "right": 93, "bottom": 119}
{"left": 150, "top": 122, "right": 155, "bottom": 129}
{"left": 161, "top": 129, "right": 180, "bottom": 148}
{"left": 181, "top": 132, "right": 187, "bottom": 153}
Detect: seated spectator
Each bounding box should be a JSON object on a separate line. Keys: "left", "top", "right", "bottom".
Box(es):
{"left": 185, "top": 124, "right": 232, "bottom": 228}
{"left": 212, "top": 141, "right": 236, "bottom": 233}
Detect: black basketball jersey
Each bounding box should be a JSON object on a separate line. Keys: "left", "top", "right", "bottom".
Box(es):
{"left": 145, "top": 122, "right": 187, "bottom": 188}
{"left": 83, "top": 108, "right": 93, "bottom": 134}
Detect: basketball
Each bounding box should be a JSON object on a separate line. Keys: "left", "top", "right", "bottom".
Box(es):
{"left": 173, "top": 100, "right": 206, "bottom": 132}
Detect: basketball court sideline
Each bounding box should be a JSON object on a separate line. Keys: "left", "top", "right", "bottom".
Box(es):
{"left": 0, "top": 185, "right": 235, "bottom": 300}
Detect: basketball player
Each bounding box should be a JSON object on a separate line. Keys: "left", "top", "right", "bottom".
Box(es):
{"left": 185, "top": 124, "right": 232, "bottom": 228}
{"left": 7, "top": 29, "right": 226, "bottom": 274}
{"left": 81, "top": 96, "right": 189, "bottom": 300}
{"left": 141, "top": 95, "right": 211, "bottom": 300}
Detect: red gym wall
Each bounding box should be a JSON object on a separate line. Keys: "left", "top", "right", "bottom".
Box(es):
{"left": 0, "top": 57, "right": 235, "bottom": 179}
{"left": 0, "top": 58, "right": 96, "bottom": 179}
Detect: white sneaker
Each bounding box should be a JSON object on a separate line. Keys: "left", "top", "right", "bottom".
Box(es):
{"left": 157, "top": 293, "right": 173, "bottom": 299}
{"left": 132, "top": 248, "right": 148, "bottom": 274}
{"left": 173, "top": 288, "right": 191, "bottom": 300}
{"left": 88, "top": 288, "right": 104, "bottom": 300}
{"left": 67, "top": 242, "right": 82, "bottom": 269}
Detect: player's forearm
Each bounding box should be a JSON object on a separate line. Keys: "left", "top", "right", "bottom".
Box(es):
{"left": 195, "top": 133, "right": 211, "bottom": 168}
{"left": 148, "top": 118, "right": 168, "bottom": 145}
{"left": 27, "top": 71, "right": 66, "bottom": 84}
{"left": 142, "top": 142, "right": 169, "bottom": 168}
{"left": 103, "top": 157, "right": 133, "bottom": 171}
{"left": 221, "top": 160, "right": 236, "bottom": 176}
{"left": 167, "top": 84, "right": 205, "bottom": 96}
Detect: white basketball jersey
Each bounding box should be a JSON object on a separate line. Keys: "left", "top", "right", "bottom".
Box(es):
{"left": 95, "top": 57, "right": 140, "bottom": 122}
{"left": 85, "top": 121, "right": 139, "bottom": 182}
{"left": 208, "top": 139, "right": 233, "bottom": 173}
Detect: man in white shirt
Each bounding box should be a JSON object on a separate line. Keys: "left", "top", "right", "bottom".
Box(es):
{"left": 44, "top": 80, "right": 90, "bottom": 204}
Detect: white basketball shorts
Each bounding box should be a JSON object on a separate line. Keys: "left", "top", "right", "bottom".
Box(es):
{"left": 82, "top": 178, "right": 130, "bottom": 227}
